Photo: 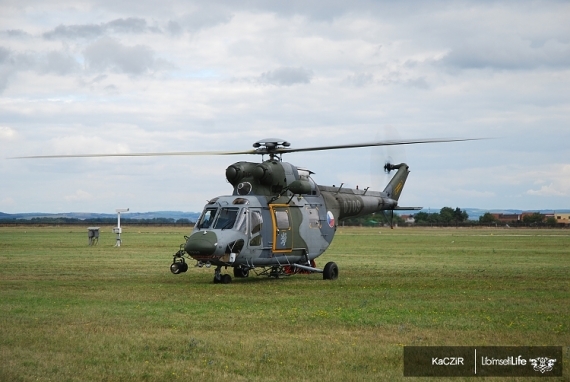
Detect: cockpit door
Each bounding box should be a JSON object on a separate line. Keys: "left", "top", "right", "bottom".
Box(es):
{"left": 269, "top": 204, "right": 292, "bottom": 253}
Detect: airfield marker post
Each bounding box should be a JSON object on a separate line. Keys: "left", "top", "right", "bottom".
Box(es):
{"left": 113, "top": 208, "right": 129, "bottom": 247}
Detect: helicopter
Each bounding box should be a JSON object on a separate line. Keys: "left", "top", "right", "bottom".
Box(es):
{"left": 13, "top": 137, "right": 476, "bottom": 284}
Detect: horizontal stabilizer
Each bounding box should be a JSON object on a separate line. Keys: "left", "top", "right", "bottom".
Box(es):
{"left": 394, "top": 206, "right": 423, "bottom": 210}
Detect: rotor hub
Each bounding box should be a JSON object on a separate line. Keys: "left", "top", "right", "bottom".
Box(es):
{"left": 252, "top": 138, "right": 290, "bottom": 158}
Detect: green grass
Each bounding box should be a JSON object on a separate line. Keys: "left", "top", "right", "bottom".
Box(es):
{"left": 0, "top": 226, "right": 568, "bottom": 381}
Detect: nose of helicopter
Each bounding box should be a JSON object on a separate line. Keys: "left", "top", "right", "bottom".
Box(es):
{"left": 184, "top": 231, "right": 218, "bottom": 256}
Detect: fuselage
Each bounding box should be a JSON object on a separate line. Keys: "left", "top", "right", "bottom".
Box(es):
{"left": 183, "top": 160, "right": 406, "bottom": 268}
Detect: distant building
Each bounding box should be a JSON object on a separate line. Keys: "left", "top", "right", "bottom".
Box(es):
{"left": 555, "top": 213, "right": 570, "bottom": 225}
{"left": 401, "top": 214, "right": 415, "bottom": 224}
{"left": 491, "top": 213, "right": 521, "bottom": 223}
{"left": 492, "top": 211, "right": 570, "bottom": 226}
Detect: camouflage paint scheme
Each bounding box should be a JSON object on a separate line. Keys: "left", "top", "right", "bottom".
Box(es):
{"left": 178, "top": 158, "right": 411, "bottom": 272}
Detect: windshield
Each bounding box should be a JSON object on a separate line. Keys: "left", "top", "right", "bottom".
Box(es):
{"left": 213, "top": 208, "right": 240, "bottom": 230}
{"left": 197, "top": 208, "right": 217, "bottom": 229}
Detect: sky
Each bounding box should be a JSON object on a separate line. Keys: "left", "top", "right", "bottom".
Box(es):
{"left": 1, "top": 0, "right": 569, "bottom": 214}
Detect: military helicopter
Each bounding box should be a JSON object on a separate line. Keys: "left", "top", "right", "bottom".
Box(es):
{"left": 14, "top": 137, "right": 475, "bottom": 284}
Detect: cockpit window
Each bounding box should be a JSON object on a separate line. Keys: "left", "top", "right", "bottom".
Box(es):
{"left": 249, "top": 209, "right": 263, "bottom": 246}
{"left": 251, "top": 210, "right": 262, "bottom": 234}
{"left": 234, "top": 208, "right": 248, "bottom": 233}
{"left": 213, "top": 207, "right": 240, "bottom": 230}
{"left": 298, "top": 168, "right": 318, "bottom": 196}
{"left": 197, "top": 207, "right": 217, "bottom": 229}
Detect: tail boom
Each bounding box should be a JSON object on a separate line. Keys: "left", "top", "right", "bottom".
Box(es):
{"left": 317, "top": 163, "right": 413, "bottom": 222}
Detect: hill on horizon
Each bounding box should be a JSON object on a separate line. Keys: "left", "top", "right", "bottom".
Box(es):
{"left": 0, "top": 211, "right": 201, "bottom": 222}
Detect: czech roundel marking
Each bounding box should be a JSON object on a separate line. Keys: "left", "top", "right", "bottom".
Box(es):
{"left": 327, "top": 211, "right": 335, "bottom": 228}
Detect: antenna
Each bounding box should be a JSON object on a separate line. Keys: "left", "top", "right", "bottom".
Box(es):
{"left": 113, "top": 208, "right": 129, "bottom": 247}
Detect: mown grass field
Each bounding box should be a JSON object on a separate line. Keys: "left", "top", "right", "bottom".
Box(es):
{"left": 0, "top": 226, "right": 568, "bottom": 381}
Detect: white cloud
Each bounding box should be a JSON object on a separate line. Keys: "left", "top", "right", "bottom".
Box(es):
{"left": 0, "top": 126, "right": 16, "bottom": 140}
{"left": 526, "top": 164, "right": 570, "bottom": 197}
{"left": 64, "top": 189, "right": 93, "bottom": 202}
{"left": 0, "top": 197, "right": 15, "bottom": 207}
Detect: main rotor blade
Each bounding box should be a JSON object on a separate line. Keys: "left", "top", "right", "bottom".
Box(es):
{"left": 10, "top": 149, "right": 258, "bottom": 159}
{"left": 9, "top": 137, "right": 484, "bottom": 159}
{"left": 274, "top": 138, "right": 483, "bottom": 154}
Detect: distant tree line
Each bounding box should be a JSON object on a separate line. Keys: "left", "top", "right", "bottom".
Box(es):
{"left": 0, "top": 217, "right": 195, "bottom": 226}
{"left": 343, "top": 207, "right": 565, "bottom": 227}
{"left": 414, "top": 207, "right": 469, "bottom": 226}
{"left": 477, "top": 212, "right": 560, "bottom": 227}
{"left": 340, "top": 207, "right": 471, "bottom": 227}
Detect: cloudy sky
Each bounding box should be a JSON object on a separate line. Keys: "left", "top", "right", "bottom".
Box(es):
{"left": 1, "top": 0, "right": 569, "bottom": 214}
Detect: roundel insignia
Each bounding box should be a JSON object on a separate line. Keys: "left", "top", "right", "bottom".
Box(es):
{"left": 327, "top": 211, "right": 335, "bottom": 228}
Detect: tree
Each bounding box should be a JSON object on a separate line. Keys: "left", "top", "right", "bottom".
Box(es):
{"left": 546, "top": 217, "right": 557, "bottom": 227}
{"left": 479, "top": 212, "right": 497, "bottom": 225}
{"left": 413, "top": 211, "right": 441, "bottom": 225}
{"left": 522, "top": 213, "right": 545, "bottom": 226}
{"left": 439, "top": 207, "right": 455, "bottom": 224}
{"left": 454, "top": 207, "right": 468, "bottom": 223}
{"left": 413, "top": 208, "right": 470, "bottom": 226}
{"left": 413, "top": 212, "right": 429, "bottom": 223}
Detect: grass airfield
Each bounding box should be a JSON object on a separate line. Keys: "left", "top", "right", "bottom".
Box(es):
{"left": 0, "top": 225, "right": 568, "bottom": 381}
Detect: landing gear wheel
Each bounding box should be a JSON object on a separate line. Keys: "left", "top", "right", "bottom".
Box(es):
{"left": 213, "top": 266, "right": 232, "bottom": 284}
{"left": 170, "top": 262, "right": 181, "bottom": 274}
{"left": 221, "top": 274, "right": 232, "bottom": 284}
{"left": 233, "top": 266, "right": 249, "bottom": 278}
{"left": 323, "top": 262, "right": 339, "bottom": 280}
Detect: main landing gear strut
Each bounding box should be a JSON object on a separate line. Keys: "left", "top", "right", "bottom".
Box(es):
{"left": 213, "top": 266, "right": 232, "bottom": 284}
{"left": 212, "top": 265, "right": 250, "bottom": 283}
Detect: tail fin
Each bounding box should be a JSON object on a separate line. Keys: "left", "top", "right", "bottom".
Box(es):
{"left": 383, "top": 163, "right": 410, "bottom": 201}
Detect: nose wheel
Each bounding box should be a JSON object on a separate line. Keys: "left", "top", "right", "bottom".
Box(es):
{"left": 213, "top": 266, "right": 232, "bottom": 284}
{"left": 170, "top": 250, "right": 188, "bottom": 274}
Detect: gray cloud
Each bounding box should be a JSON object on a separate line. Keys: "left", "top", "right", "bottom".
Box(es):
{"left": 260, "top": 67, "right": 313, "bottom": 86}
{"left": 0, "top": 48, "right": 36, "bottom": 93}
{"left": 0, "top": 68, "right": 10, "bottom": 92}
{"left": 41, "top": 51, "right": 80, "bottom": 75}
{"left": 166, "top": 20, "right": 183, "bottom": 36}
{"left": 404, "top": 77, "right": 429, "bottom": 89}
{"left": 177, "top": 7, "right": 233, "bottom": 33}
{"left": 0, "top": 47, "right": 9, "bottom": 64}
{"left": 214, "top": 0, "right": 380, "bottom": 21}
{"left": 1, "top": 29, "right": 31, "bottom": 38}
{"left": 106, "top": 18, "right": 149, "bottom": 34}
{"left": 0, "top": 46, "right": 80, "bottom": 92}
{"left": 344, "top": 72, "right": 374, "bottom": 87}
{"left": 83, "top": 37, "right": 157, "bottom": 75}
{"left": 444, "top": 38, "right": 570, "bottom": 70}
{"left": 0, "top": 48, "right": 36, "bottom": 70}
{"left": 43, "top": 24, "right": 105, "bottom": 40}
{"left": 0, "top": 34, "right": 164, "bottom": 94}
{"left": 41, "top": 12, "right": 232, "bottom": 42}
{"left": 43, "top": 18, "right": 154, "bottom": 40}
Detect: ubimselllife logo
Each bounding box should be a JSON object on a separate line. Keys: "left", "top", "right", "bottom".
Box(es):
{"left": 404, "top": 346, "right": 563, "bottom": 377}
{"left": 529, "top": 357, "right": 558, "bottom": 373}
